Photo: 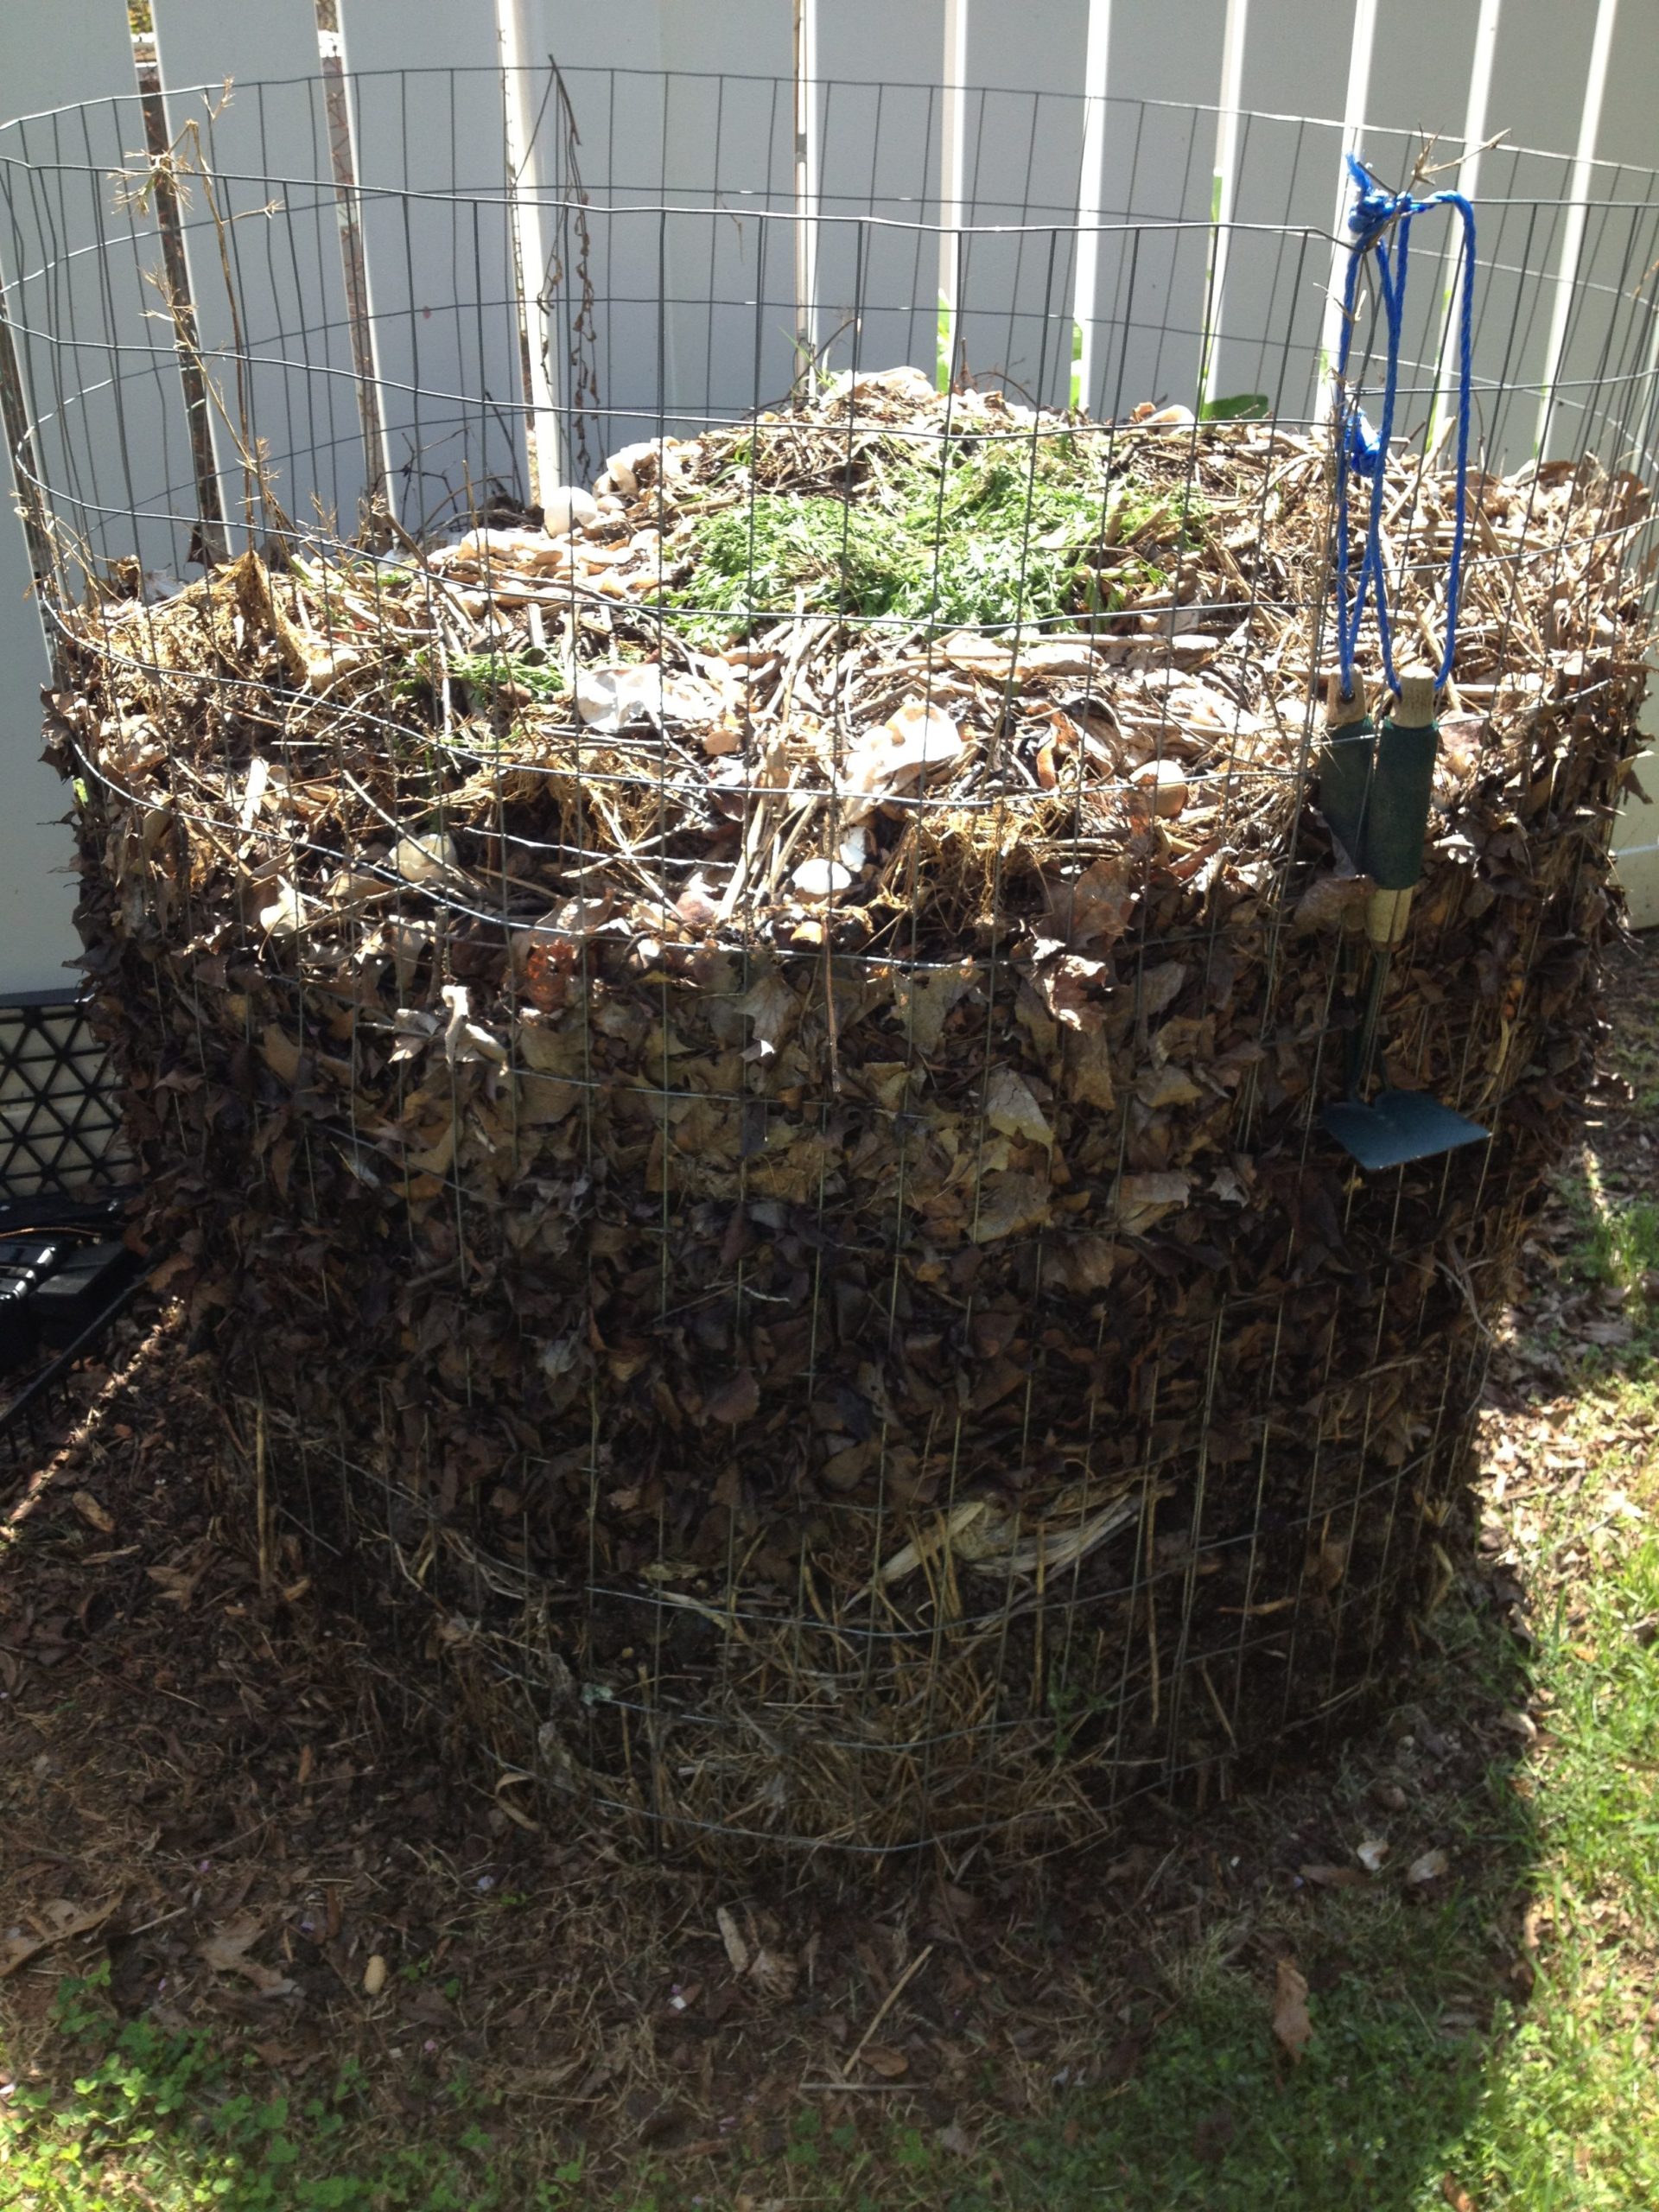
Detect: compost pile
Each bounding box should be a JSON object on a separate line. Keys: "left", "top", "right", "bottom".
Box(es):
{"left": 51, "top": 365, "right": 1650, "bottom": 1853}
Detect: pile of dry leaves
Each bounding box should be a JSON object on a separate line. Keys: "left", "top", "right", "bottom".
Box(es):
{"left": 44, "top": 364, "right": 1650, "bottom": 1855}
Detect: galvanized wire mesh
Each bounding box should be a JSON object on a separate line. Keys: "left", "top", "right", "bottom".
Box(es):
{"left": 2, "top": 65, "right": 1654, "bottom": 1855}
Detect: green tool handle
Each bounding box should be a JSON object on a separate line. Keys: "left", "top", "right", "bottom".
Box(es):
{"left": 1318, "top": 669, "right": 1440, "bottom": 951}
{"left": 1367, "top": 671, "right": 1440, "bottom": 896}
{"left": 1318, "top": 672, "right": 1375, "bottom": 873}
{"left": 1328, "top": 671, "right": 1439, "bottom": 1095}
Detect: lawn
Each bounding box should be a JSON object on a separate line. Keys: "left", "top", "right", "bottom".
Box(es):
{"left": 2, "top": 946, "right": 1656, "bottom": 2210}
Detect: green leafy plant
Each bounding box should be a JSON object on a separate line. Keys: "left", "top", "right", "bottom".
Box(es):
{"left": 449, "top": 650, "right": 566, "bottom": 703}
{"left": 664, "top": 438, "right": 1197, "bottom": 647}
{"left": 1576, "top": 1195, "right": 1659, "bottom": 1303}
{"left": 393, "top": 646, "right": 565, "bottom": 715}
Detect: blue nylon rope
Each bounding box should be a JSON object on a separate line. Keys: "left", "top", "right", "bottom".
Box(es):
{"left": 1333, "top": 154, "right": 1476, "bottom": 702}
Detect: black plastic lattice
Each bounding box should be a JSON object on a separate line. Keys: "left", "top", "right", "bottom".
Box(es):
{"left": 0, "top": 993, "right": 129, "bottom": 1198}
{"left": 0, "top": 995, "right": 137, "bottom": 1471}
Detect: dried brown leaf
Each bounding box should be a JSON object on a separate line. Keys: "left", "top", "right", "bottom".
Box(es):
{"left": 715, "top": 1904, "right": 750, "bottom": 1977}
{"left": 1294, "top": 873, "right": 1373, "bottom": 931}
{"left": 199, "top": 1916, "right": 296, "bottom": 1995}
{"left": 858, "top": 2043, "right": 909, "bottom": 2078}
{"left": 893, "top": 962, "right": 974, "bottom": 1053}
{"left": 260, "top": 1023, "right": 305, "bottom": 1086}
{"left": 1307, "top": 1535, "right": 1349, "bottom": 1592}
{"left": 1039, "top": 1232, "right": 1125, "bottom": 1294}
{"left": 982, "top": 1068, "right": 1054, "bottom": 1149}
{"left": 1033, "top": 950, "right": 1109, "bottom": 1033}
{"left": 968, "top": 1171, "right": 1053, "bottom": 1245}
{"left": 1052, "top": 856, "right": 1133, "bottom": 950}
{"left": 1272, "top": 1957, "right": 1313, "bottom": 2062}
{"left": 0, "top": 1896, "right": 118, "bottom": 1979}
{"left": 749, "top": 1946, "right": 799, "bottom": 2001}
{"left": 145, "top": 1559, "right": 209, "bottom": 1608}
{"left": 1112, "top": 1171, "right": 1192, "bottom": 1235}
{"left": 703, "top": 1369, "right": 760, "bottom": 1426}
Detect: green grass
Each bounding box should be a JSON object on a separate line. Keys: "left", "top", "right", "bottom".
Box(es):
{"left": 1575, "top": 1190, "right": 1659, "bottom": 1300}
{"left": 967, "top": 1519, "right": 1659, "bottom": 2212}
{"left": 1200, "top": 391, "right": 1272, "bottom": 422}
{"left": 0, "top": 1979, "right": 588, "bottom": 2209}
{"left": 663, "top": 436, "right": 1193, "bottom": 646}
{"left": 1540, "top": 1529, "right": 1659, "bottom": 1919}
{"left": 945, "top": 1311, "right": 1656, "bottom": 2212}
{"left": 1442, "top": 1509, "right": 1659, "bottom": 2211}
{"left": 749, "top": 1420, "right": 1657, "bottom": 2212}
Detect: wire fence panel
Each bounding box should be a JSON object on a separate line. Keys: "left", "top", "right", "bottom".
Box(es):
{"left": 150, "top": 3, "right": 373, "bottom": 549}
{"left": 1597, "top": 0, "right": 1659, "bottom": 926}
{"left": 512, "top": 1, "right": 798, "bottom": 461}
{"left": 955, "top": 0, "right": 1089, "bottom": 413}
{"left": 1478, "top": 0, "right": 1611, "bottom": 462}
{"left": 0, "top": 0, "right": 184, "bottom": 995}
{"left": 810, "top": 2, "right": 950, "bottom": 393}
{"left": 1, "top": 110, "right": 192, "bottom": 582}
{"left": 1083, "top": 0, "right": 1226, "bottom": 422}
{"left": 337, "top": 9, "right": 528, "bottom": 534}
{"left": 1205, "top": 1, "right": 1353, "bottom": 423}
{"left": 653, "top": 4, "right": 800, "bottom": 430}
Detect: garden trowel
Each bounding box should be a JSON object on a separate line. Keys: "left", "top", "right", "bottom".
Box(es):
{"left": 1319, "top": 668, "right": 1489, "bottom": 1171}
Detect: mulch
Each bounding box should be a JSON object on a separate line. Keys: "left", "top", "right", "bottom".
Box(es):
{"left": 13, "top": 931, "right": 1652, "bottom": 2175}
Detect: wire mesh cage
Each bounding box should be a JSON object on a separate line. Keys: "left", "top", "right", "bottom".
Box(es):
{"left": 2, "top": 60, "right": 1654, "bottom": 1855}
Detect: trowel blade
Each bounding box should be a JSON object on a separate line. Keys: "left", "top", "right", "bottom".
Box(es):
{"left": 1324, "top": 1089, "right": 1489, "bottom": 1171}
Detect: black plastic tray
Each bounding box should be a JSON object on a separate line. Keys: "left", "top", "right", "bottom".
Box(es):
{"left": 0, "top": 1271, "right": 148, "bottom": 1476}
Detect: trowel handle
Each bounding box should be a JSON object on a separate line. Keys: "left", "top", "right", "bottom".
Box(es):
{"left": 1392, "top": 670, "right": 1440, "bottom": 728}
{"left": 1366, "top": 886, "right": 1414, "bottom": 946}
{"left": 1319, "top": 671, "right": 1376, "bottom": 874}
{"left": 1363, "top": 668, "right": 1440, "bottom": 943}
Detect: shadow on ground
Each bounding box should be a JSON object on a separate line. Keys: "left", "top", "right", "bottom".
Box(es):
{"left": 0, "top": 1302, "right": 1542, "bottom": 2212}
